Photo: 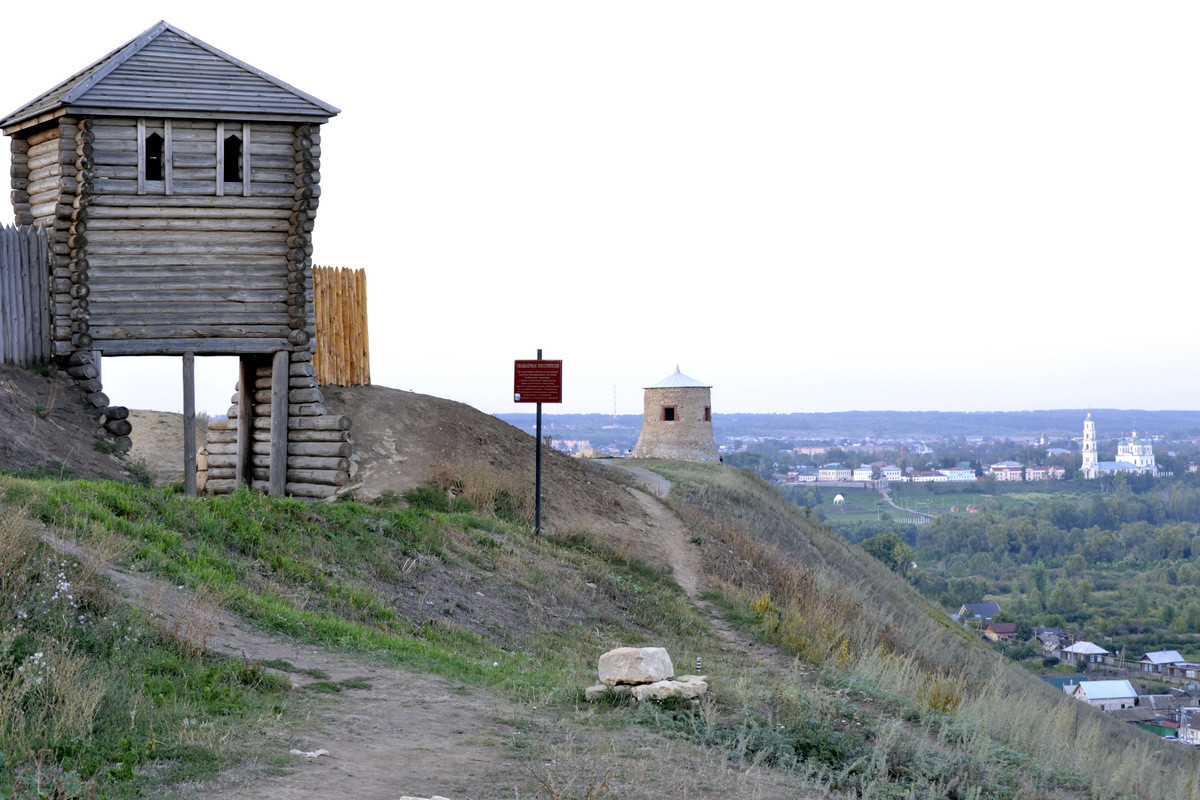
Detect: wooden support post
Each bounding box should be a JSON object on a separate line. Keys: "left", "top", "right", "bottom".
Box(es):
{"left": 269, "top": 350, "right": 289, "bottom": 496}
{"left": 182, "top": 352, "right": 197, "bottom": 497}
{"left": 236, "top": 356, "right": 255, "bottom": 486}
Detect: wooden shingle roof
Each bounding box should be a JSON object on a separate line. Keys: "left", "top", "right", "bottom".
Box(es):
{"left": 1, "top": 21, "right": 338, "bottom": 132}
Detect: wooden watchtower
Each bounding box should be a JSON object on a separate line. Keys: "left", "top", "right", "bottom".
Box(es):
{"left": 2, "top": 21, "right": 351, "bottom": 497}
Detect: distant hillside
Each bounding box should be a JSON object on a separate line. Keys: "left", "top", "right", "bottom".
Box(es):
{"left": 498, "top": 409, "right": 1200, "bottom": 442}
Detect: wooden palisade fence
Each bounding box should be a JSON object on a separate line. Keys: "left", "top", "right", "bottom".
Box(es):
{"left": 313, "top": 265, "right": 370, "bottom": 386}
{"left": 0, "top": 225, "right": 51, "bottom": 366}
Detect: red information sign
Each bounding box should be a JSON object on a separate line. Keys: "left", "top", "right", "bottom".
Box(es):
{"left": 514, "top": 359, "right": 563, "bottom": 403}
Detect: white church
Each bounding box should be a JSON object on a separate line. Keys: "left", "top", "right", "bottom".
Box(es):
{"left": 1080, "top": 412, "right": 1158, "bottom": 479}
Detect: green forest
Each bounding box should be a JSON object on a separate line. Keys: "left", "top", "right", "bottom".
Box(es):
{"left": 798, "top": 473, "right": 1200, "bottom": 663}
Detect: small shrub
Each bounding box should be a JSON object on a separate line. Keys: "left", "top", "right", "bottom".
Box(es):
{"left": 91, "top": 438, "right": 120, "bottom": 456}
{"left": 427, "top": 458, "right": 532, "bottom": 523}
{"left": 369, "top": 491, "right": 403, "bottom": 508}
{"left": 750, "top": 593, "right": 778, "bottom": 617}
{"left": 915, "top": 672, "right": 965, "bottom": 715}
{"left": 403, "top": 486, "right": 453, "bottom": 513}
{"left": 6, "top": 749, "right": 98, "bottom": 800}
{"left": 126, "top": 460, "right": 154, "bottom": 488}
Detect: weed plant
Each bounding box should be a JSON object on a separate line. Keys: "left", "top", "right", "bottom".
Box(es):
{"left": 0, "top": 506, "right": 292, "bottom": 798}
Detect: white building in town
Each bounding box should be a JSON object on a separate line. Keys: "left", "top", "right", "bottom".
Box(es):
{"left": 1081, "top": 412, "right": 1157, "bottom": 479}
{"left": 1063, "top": 679, "right": 1138, "bottom": 711}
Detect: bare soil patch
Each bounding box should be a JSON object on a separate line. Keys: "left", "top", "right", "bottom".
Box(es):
{"left": 323, "top": 385, "right": 685, "bottom": 575}
{"left": 125, "top": 409, "right": 209, "bottom": 487}
{"left": 0, "top": 365, "right": 130, "bottom": 481}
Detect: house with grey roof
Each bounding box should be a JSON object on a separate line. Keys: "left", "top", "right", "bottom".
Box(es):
{"left": 1035, "top": 627, "right": 1068, "bottom": 657}
{"left": 957, "top": 602, "right": 1000, "bottom": 624}
{"left": 1061, "top": 641, "right": 1110, "bottom": 665}
{"left": 1140, "top": 651, "right": 1185, "bottom": 673}
{"left": 1063, "top": 679, "right": 1138, "bottom": 711}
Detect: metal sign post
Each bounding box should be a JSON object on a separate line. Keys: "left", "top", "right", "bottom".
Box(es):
{"left": 514, "top": 352, "right": 563, "bottom": 535}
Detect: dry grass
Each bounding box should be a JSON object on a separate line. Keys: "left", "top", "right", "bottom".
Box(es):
{"left": 523, "top": 724, "right": 830, "bottom": 799}
{"left": 428, "top": 455, "right": 535, "bottom": 524}
{"left": 955, "top": 682, "right": 1200, "bottom": 799}
{"left": 145, "top": 583, "right": 225, "bottom": 661}
{"left": 0, "top": 506, "right": 33, "bottom": 595}
{"left": 0, "top": 631, "right": 106, "bottom": 756}
{"left": 654, "top": 462, "right": 1200, "bottom": 799}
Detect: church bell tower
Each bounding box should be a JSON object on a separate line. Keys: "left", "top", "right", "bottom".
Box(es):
{"left": 1082, "top": 412, "right": 1098, "bottom": 479}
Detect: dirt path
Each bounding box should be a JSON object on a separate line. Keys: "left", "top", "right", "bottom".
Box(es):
{"left": 36, "top": 465, "right": 810, "bottom": 799}
{"left": 590, "top": 464, "right": 803, "bottom": 674}
{"left": 879, "top": 489, "right": 933, "bottom": 521}
{"left": 596, "top": 462, "right": 702, "bottom": 595}
{"left": 621, "top": 487, "right": 704, "bottom": 597}
{"left": 608, "top": 463, "right": 672, "bottom": 499}
{"left": 44, "top": 532, "right": 530, "bottom": 800}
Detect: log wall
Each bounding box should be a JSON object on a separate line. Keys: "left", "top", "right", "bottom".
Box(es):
{"left": 11, "top": 119, "right": 81, "bottom": 356}
{"left": 201, "top": 122, "right": 349, "bottom": 499}
{"left": 313, "top": 265, "right": 370, "bottom": 387}
{"left": 0, "top": 225, "right": 51, "bottom": 365}
{"left": 77, "top": 117, "right": 305, "bottom": 355}
{"left": 10, "top": 113, "right": 344, "bottom": 498}
{"left": 204, "top": 349, "right": 352, "bottom": 499}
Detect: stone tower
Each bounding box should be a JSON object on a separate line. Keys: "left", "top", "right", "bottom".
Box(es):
{"left": 1081, "top": 411, "right": 1098, "bottom": 479}
{"left": 632, "top": 366, "right": 718, "bottom": 462}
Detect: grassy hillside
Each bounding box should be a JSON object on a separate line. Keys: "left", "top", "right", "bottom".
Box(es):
{"left": 650, "top": 461, "right": 1200, "bottom": 797}
{"left": 1, "top": 460, "right": 1198, "bottom": 798}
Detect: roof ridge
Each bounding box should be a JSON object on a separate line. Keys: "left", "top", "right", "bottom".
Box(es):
{"left": 57, "top": 21, "right": 171, "bottom": 107}
{"left": 2, "top": 21, "right": 338, "bottom": 131}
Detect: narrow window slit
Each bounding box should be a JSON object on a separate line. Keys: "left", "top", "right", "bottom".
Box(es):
{"left": 145, "top": 133, "right": 164, "bottom": 180}
{"left": 223, "top": 134, "right": 243, "bottom": 182}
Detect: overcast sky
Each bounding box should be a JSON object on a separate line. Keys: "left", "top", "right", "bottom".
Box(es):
{"left": 2, "top": 2, "right": 1198, "bottom": 416}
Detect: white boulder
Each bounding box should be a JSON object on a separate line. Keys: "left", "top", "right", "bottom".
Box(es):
{"left": 597, "top": 647, "right": 675, "bottom": 687}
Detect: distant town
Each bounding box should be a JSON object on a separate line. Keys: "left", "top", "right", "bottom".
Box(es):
{"left": 496, "top": 409, "right": 1200, "bottom": 485}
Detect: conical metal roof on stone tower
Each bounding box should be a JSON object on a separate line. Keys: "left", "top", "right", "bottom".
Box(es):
{"left": 645, "top": 365, "right": 711, "bottom": 389}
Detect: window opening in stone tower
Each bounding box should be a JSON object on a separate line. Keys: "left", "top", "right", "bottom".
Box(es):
{"left": 704, "top": 407, "right": 711, "bottom": 422}
{"left": 662, "top": 406, "right": 676, "bottom": 421}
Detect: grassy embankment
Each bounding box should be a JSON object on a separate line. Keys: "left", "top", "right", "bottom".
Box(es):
{"left": 646, "top": 460, "right": 1200, "bottom": 799}
{"left": 1, "top": 459, "right": 1199, "bottom": 798}
{"left": 0, "top": 466, "right": 718, "bottom": 798}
